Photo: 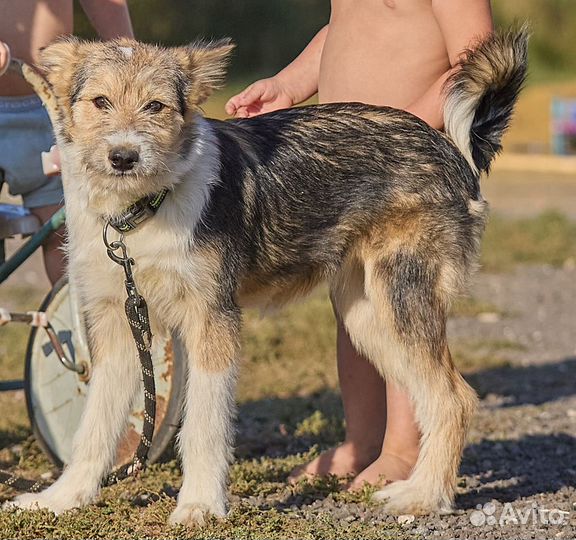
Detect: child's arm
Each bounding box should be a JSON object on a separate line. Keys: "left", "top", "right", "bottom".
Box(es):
{"left": 79, "top": 0, "right": 134, "bottom": 40}
{"left": 225, "top": 25, "right": 328, "bottom": 118}
{"left": 406, "top": 0, "right": 493, "bottom": 129}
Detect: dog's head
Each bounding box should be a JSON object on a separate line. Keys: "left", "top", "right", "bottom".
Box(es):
{"left": 38, "top": 37, "right": 233, "bottom": 205}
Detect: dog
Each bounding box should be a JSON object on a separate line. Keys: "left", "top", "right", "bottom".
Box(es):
{"left": 6, "top": 29, "right": 527, "bottom": 526}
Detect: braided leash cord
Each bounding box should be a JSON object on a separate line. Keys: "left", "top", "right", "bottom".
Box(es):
{"left": 0, "top": 471, "right": 48, "bottom": 493}
{"left": 104, "top": 293, "right": 156, "bottom": 485}
{"left": 102, "top": 224, "right": 157, "bottom": 486}
{"left": 0, "top": 229, "right": 157, "bottom": 493}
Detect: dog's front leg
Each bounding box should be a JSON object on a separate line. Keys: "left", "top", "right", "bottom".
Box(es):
{"left": 169, "top": 305, "right": 240, "bottom": 527}
{"left": 7, "top": 299, "right": 140, "bottom": 514}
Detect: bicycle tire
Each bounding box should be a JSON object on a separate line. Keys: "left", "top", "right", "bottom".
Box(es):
{"left": 24, "top": 277, "right": 186, "bottom": 468}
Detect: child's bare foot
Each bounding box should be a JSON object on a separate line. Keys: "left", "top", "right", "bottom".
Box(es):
{"left": 288, "top": 440, "right": 380, "bottom": 484}
{"left": 347, "top": 451, "right": 417, "bottom": 491}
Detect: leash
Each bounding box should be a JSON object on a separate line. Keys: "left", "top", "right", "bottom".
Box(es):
{"left": 101, "top": 222, "right": 156, "bottom": 484}
{"left": 0, "top": 222, "right": 157, "bottom": 493}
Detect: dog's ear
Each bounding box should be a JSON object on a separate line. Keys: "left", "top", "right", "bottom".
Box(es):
{"left": 177, "top": 39, "right": 235, "bottom": 106}
{"left": 37, "top": 35, "right": 88, "bottom": 98}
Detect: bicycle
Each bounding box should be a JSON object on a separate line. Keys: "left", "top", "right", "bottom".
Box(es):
{"left": 0, "top": 57, "right": 185, "bottom": 469}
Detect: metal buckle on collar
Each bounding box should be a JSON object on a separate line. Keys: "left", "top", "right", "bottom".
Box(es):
{"left": 109, "top": 188, "right": 169, "bottom": 234}
{"left": 110, "top": 202, "right": 154, "bottom": 234}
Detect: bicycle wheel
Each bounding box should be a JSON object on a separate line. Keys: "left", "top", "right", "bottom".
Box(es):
{"left": 24, "top": 277, "right": 186, "bottom": 467}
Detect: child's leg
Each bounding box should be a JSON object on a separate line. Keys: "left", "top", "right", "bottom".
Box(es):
{"left": 0, "top": 97, "right": 66, "bottom": 285}
{"left": 349, "top": 379, "right": 420, "bottom": 489}
{"left": 290, "top": 322, "right": 420, "bottom": 483}
{"left": 290, "top": 320, "right": 386, "bottom": 480}
{"left": 29, "top": 203, "right": 66, "bottom": 285}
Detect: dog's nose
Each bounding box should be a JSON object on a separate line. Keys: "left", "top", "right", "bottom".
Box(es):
{"left": 109, "top": 148, "right": 139, "bottom": 172}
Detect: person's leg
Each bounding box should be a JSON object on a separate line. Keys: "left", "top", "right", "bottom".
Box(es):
{"left": 29, "top": 203, "right": 66, "bottom": 285}
{"left": 289, "top": 319, "right": 387, "bottom": 480}
{"left": 348, "top": 380, "right": 421, "bottom": 489}
{"left": 290, "top": 319, "right": 421, "bottom": 484}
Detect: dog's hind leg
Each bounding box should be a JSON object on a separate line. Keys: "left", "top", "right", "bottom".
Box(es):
{"left": 332, "top": 250, "right": 477, "bottom": 515}
{"left": 169, "top": 303, "right": 240, "bottom": 527}
{"left": 8, "top": 299, "right": 141, "bottom": 514}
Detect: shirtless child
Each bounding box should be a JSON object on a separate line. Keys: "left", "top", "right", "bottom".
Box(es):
{"left": 0, "top": 0, "right": 133, "bottom": 284}
{"left": 226, "top": 0, "right": 493, "bottom": 488}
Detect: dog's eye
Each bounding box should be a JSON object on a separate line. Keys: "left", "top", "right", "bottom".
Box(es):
{"left": 144, "top": 101, "right": 165, "bottom": 113}
{"left": 93, "top": 96, "right": 110, "bottom": 110}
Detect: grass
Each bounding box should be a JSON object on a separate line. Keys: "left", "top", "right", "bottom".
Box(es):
{"left": 0, "top": 455, "right": 393, "bottom": 540}
{"left": 0, "top": 502, "right": 396, "bottom": 540}
{"left": 0, "top": 211, "right": 573, "bottom": 538}
{"left": 481, "top": 211, "right": 576, "bottom": 271}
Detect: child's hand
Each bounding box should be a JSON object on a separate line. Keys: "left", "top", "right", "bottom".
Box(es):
{"left": 0, "top": 42, "right": 11, "bottom": 76}
{"left": 41, "top": 145, "right": 61, "bottom": 176}
{"left": 225, "top": 77, "right": 296, "bottom": 118}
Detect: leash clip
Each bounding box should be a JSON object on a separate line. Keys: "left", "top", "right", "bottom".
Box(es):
{"left": 103, "top": 221, "right": 139, "bottom": 299}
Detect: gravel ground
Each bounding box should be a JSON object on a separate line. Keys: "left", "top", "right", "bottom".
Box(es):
{"left": 235, "top": 264, "right": 576, "bottom": 540}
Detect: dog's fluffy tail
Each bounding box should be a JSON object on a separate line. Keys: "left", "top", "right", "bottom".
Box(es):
{"left": 443, "top": 27, "right": 528, "bottom": 174}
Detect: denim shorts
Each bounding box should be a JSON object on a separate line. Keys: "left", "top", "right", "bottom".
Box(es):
{"left": 0, "top": 95, "right": 63, "bottom": 208}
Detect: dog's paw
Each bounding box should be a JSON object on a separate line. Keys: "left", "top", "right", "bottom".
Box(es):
{"left": 3, "top": 492, "right": 66, "bottom": 515}
{"left": 169, "top": 502, "right": 225, "bottom": 527}
{"left": 3, "top": 484, "right": 97, "bottom": 515}
{"left": 373, "top": 480, "right": 452, "bottom": 515}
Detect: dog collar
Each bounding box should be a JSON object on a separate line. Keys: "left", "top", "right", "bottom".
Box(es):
{"left": 109, "top": 188, "right": 170, "bottom": 234}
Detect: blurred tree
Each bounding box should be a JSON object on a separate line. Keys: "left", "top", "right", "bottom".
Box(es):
{"left": 74, "top": 0, "right": 329, "bottom": 81}
{"left": 74, "top": 0, "right": 575, "bottom": 83}
{"left": 493, "top": 0, "right": 576, "bottom": 81}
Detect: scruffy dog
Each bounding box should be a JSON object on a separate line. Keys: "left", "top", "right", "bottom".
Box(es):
{"left": 7, "top": 30, "right": 526, "bottom": 525}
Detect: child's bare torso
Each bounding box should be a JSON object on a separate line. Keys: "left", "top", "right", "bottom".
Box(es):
{"left": 0, "top": 0, "right": 73, "bottom": 95}
{"left": 319, "top": 0, "right": 449, "bottom": 107}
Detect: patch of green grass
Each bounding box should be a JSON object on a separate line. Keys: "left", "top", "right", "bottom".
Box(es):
{"left": 452, "top": 339, "right": 525, "bottom": 373}
{"left": 0, "top": 285, "right": 45, "bottom": 378}
{"left": 0, "top": 453, "right": 403, "bottom": 540}
{"left": 239, "top": 288, "right": 337, "bottom": 402}
{"left": 0, "top": 501, "right": 402, "bottom": 540}
{"left": 481, "top": 211, "right": 576, "bottom": 272}
{"left": 450, "top": 297, "right": 505, "bottom": 318}
{"left": 0, "top": 285, "right": 46, "bottom": 441}
{"left": 294, "top": 410, "right": 343, "bottom": 441}
{"left": 0, "top": 324, "right": 28, "bottom": 379}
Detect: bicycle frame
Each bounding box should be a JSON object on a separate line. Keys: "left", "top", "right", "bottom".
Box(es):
{"left": 0, "top": 206, "right": 65, "bottom": 284}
